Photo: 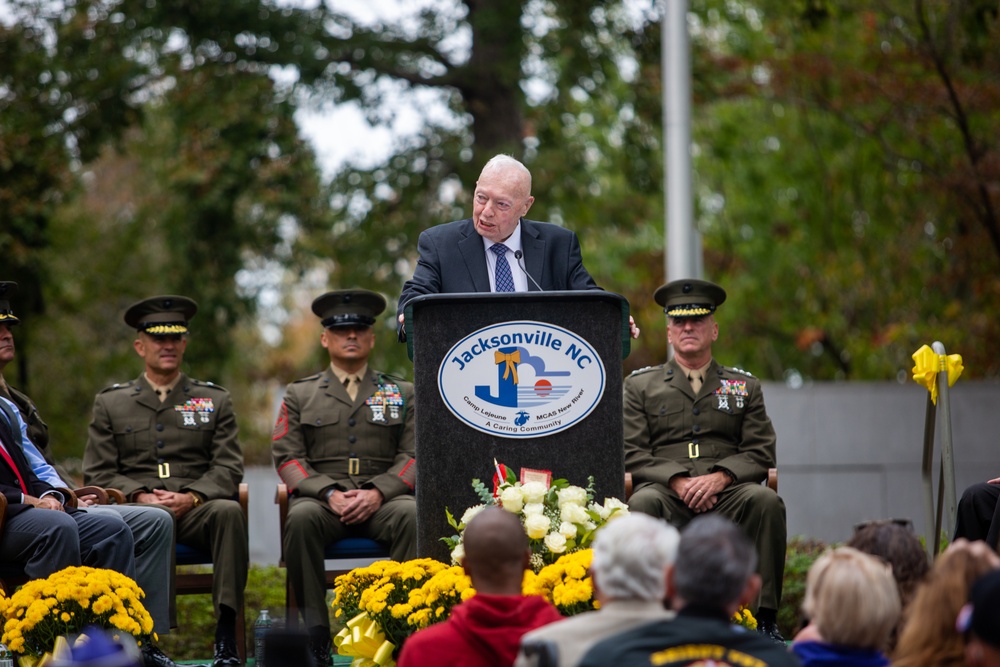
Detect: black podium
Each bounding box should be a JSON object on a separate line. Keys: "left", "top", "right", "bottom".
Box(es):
{"left": 405, "top": 291, "right": 630, "bottom": 561}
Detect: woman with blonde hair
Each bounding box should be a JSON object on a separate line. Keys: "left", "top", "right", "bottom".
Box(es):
{"left": 792, "top": 547, "right": 901, "bottom": 666}
{"left": 891, "top": 539, "right": 1000, "bottom": 667}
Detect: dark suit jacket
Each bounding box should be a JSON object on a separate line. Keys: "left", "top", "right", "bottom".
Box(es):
{"left": 0, "top": 399, "right": 63, "bottom": 518}
{"left": 397, "top": 217, "right": 600, "bottom": 319}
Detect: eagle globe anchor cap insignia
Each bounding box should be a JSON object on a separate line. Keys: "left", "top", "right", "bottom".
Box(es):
{"left": 438, "top": 321, "right": 606, "bottom": 439}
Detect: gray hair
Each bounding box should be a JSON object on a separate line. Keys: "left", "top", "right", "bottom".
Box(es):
{"left": 591, "top": 513, "right": 680, "bottom": 601}
{"left": 479, "top": 154, "right": 532, "bottom": 192}
{"left": 673, "top": 515, "right": 757, "bottom": 610}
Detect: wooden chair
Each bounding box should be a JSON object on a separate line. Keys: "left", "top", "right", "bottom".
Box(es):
{"left": 275, "top": 483, "right": 390, "bottom": 626}
{"left": 174, "top": 482, "right": 249, "bottom": 662}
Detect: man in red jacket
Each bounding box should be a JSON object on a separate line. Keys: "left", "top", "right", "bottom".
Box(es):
{"left": 397, "top": 507, "right": 562, "bottom": 667}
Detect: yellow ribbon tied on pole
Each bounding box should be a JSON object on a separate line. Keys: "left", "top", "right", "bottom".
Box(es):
{"left": 334, "top": 612, "right": 396, "bottom": 667}
{"left": 494, "top": 350, "right": 520, "bottom": 384}
{"left": 911, "top": 344, "right": 964, "bottom": 405}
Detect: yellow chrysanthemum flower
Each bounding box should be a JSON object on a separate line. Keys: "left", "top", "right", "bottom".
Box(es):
{"left": 0, "top": 566, "right": 153, "bottom": 660}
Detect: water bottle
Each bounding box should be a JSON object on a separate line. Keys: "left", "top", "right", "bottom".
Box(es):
{"left": 254, "top": 609, "right": 272, "bottom": 667}
{"left": 0, "top": 641, "right": 13, "bottom": 667}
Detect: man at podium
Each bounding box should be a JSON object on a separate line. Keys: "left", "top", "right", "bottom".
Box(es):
{"left": 398, "top": 154, "right": 597, "bottom": 310}
{"left": 397, "top": 153, "right": 639, "bottom": 339}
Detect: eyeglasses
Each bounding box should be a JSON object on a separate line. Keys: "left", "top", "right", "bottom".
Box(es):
{"left": 853, "top": 518, "right": 914, "bottom": 534}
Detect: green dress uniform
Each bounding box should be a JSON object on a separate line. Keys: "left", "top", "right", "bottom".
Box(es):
{"left": 83, "top": 372, "right": 248, "bottom": 616}
{"left": 623, "top": 358, "right": 786, "bottom": 611}
{"left": 273, "top": 366, "right": 416, "bottom": 630}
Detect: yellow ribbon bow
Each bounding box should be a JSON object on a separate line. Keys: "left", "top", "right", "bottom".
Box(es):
{"left": 911, "top": 344, "right": 964, "bottom": 405}
{"left": 334, "top": 612, "right": 396, "bottom": 667}
{"left": 494, "top": 350, "right": 521, "bottom": 384}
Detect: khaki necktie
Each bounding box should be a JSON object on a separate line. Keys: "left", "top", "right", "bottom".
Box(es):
{"left": 344, "top": 375, "right": 359, "bottom": 401}
{"left": 688, "top": 373, "right": 703, "bottom": 394}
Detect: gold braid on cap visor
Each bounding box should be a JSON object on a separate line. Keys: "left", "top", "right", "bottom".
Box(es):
{"left": 666, "top": 306, "right": 713, "bottom": 317}
{"left": 144, "top": 324, "right": 189, "bottom": 335}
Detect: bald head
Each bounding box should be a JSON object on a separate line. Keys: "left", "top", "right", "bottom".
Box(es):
{"left": 479, "top": 154, "right": 532, "bottom": 196}
{"left": 462, "top": 507, "right": 531, "bottom": 593}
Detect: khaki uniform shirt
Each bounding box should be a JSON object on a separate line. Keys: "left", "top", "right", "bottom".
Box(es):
{"left": 272, "top": 367, "right": 415, "bottom": 501}
{"left": 83, "top": 373, "right": 244, "bottom": 500}
{"left": 623, "top": 358, "right": 776, "bottom": 487}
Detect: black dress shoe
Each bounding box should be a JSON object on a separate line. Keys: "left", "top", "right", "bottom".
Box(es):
{"left": 309, "top": 634, "right": 332, "bottom": 667}
{"left": 757, "top": 620, "right": 786, "bottom": 645}
{"left": 141, "top": 642, "right": 180, "bottom": 667}
{"left": 213, "top": 636, "right": 242, "bottom": 667}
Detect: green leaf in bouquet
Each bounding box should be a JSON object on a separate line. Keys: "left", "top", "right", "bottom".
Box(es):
{"left": 444, "top": 506, "right": 459, "bottom": 531}
{"left": 472, "top": 478, "right": 493, "bottom": 504}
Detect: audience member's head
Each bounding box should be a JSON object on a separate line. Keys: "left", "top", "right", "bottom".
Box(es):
{"left": 848, "top": 520, "right": 929, "bottom": 650}
{"left": 461, "top": 506, "right": 531, "bottom": 594}
{"left": 801, "top": 547, "right": 900, "bottom": 651}
{"left": 590, "top": 513, "right": 680, "bottom": 604}
{"left": 961, "top": 569, "right": 1000, "bottom": 667}
{"left": 848, "top": 520, "right": 929, "bottom": 610}
{"left": 668, "top": 514, "right": 759, "bottom": 616}
{"left": 892, "top": 538, "right": 1000, "bottom": 667}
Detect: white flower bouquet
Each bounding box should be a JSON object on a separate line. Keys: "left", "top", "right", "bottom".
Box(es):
{"left": 442, "top": 463, "right": 628, "bottom": 571}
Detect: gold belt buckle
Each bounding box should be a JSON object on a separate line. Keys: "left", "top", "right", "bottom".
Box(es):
{"left": 158, "top": 462, "right": 171, "bottom": 479}
{"left": 348, "top": 457, "right": 360, "bottom": 475}
{"left": 687, "top": 443, "right": 700, "bottom": 459}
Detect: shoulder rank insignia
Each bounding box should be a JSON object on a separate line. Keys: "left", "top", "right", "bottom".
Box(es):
{"left": 190, "top": 378, "right": 228, "bottom": 391}
{"left": 100, "top": 381, "right": 134, "bottom": 394}
{"left": 628, "top": 364, "right": 662, "bottom": 377}
{"left": 292, "top": 372, "right": 323, "bottom": 385}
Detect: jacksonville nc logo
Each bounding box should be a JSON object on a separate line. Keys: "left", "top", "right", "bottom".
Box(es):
{"left": 438, "top": 321, "right": 606, "bottom": 438}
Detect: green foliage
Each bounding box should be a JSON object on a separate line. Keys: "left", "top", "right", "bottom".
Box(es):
{"left": 778, "top": 536, "right": 829, "bottom": 639}
{"left": 5, "top": 0, "right": 1000, "bottom": 464}
{"left": 1, "top": 0, "right": 331, "bottom": 458}
{"left": 157, "top": 565, "right": 291, "bottom": 662}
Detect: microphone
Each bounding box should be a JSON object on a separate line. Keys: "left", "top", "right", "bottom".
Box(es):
{"left": 513, "top": 250, "right": 544, "bottom": 292}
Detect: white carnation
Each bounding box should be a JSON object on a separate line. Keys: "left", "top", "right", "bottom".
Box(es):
{"left": 560, "top": 503, "right": 590, "bottom": 525}
{"left": 557, "top": 485, "right": 589, "bottom": 508}
{"left": 460, "top": 504, "right": 486, "bottom": 526}
{"left": 524, "top": 513, "right": 551, "bottom": 539}
{"left": 602, "top": 498, "right": 629, "bottom": 519}
{"left": 500, "top": 486, "right": 524, "bottom": 514}
{"left": 522, "top": 502, "right": 545, "bottom": 516}
{"left": 590, "top": 501, "right": 611, "bottom": 521}
{"left": 521, "top": 481, "right": 547, "bottom": 504}
{"left": 558, "top": 521, "right": 578, "bottom": 539}
{"left": 544, "top": 532, "right": 568, "bottom": 554}
{"left": 451, "top": 543, "right": 465, "bottom": 565}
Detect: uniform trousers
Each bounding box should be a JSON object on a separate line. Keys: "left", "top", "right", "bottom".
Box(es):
{"left": 0, "top": 507, "right": 135, "bottom": 580}
{"left": 173, "top": 499, "right": 248, "bottom": 615}
{"left": 90, "top": 504, "right": 175, "bottom": 633}
{"left": 285, "top": 494, "right": 416, "bottom": 629}
{"left": 629, "top": 481, "right": 786, "bottom": 610}
{"left": 955, "top": 482, "right": 1000, "bottom": 548}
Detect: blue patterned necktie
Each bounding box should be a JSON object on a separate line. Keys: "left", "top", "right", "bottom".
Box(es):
{"left": 490, "top": 243, "right": 515, "bottom": 292}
